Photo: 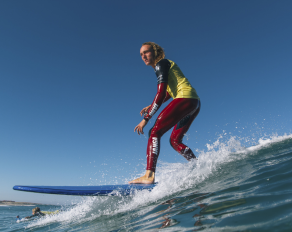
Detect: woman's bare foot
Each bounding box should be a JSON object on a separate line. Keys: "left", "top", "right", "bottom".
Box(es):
{"left": 129, "top": 170, "right": 155, "bottom": 184}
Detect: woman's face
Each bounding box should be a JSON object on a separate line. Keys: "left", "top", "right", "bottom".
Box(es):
{"left": 140, "top": 45, "right": 155, "bottom": 67}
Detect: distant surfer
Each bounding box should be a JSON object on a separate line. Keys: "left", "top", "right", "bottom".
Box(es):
{"left": 23, "top": 207, "right": 59, "bottom": 219}
{"left": 129, "top": 42, "right": 200, "bottom": 184}
{"left": 24, "top": 207, "right": 45, "bottom": 219}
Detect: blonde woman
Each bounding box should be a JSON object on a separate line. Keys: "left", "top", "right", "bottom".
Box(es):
{"left": 24, "top": 207, "right": 45, "bottom": 219}
{"left": 130, "top": 42, "right": 201, "bottom": 184}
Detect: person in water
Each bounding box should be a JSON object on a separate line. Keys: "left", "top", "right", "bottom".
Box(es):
{"left": 24, "top": 207, "right": 45, "bottom": 219}
{"left": 23, "top": 207, "right": 60, "bottom": 219}
{"left": 129, "top": 42, "right": 200, "bottom": 184}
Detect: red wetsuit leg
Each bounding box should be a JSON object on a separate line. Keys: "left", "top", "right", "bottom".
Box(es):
{"left": 170, "top": 101, "right": 201, "bottom": 160}
{"left": 146, "top": 98, "right": 200, "bottom": 172}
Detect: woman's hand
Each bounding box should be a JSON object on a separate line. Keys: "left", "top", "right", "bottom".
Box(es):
{"left": 140, "top": 105, "right": 151, "bottom": 116}
{"left": 134, "top": 119, "right": 148, "bottom": 135}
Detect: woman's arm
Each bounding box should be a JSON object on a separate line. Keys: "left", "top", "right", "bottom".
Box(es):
{"left": 143, "top": 59, "right": 171, "bottom": 121}
{"left": 143, "top": 83, "right": 167, "bottom": 121}
{"left": 134, "top": 59, "right": 171, "bottom": 135}
{"left": 163, "top": 91, "right": 171, "bottom": 103}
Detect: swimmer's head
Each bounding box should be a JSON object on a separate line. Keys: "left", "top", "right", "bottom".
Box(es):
{"left": 140, "top": 42, "right": 165, "bottom": 67}
{"left": 32, "top": 207, "right": 41, "bottom": 214}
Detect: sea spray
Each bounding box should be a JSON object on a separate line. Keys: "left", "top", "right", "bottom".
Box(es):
{"left": 23, "top": 133, "right": 292, "bottom": 231}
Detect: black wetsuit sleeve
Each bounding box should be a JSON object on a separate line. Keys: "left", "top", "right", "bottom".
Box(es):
{"left": 143, "top": 60, "right": 171, "bottom": 121}
{"left": 26, "top": 212, "right": 45, "bottom": 219}
{"left": 155, "top": 59, "right": 171, "bottom": 84}
{"left": 26, "top": 214, "right": 38, "bottom": 219}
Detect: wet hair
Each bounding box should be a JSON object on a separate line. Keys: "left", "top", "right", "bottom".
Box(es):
{"left": 32, "top": 207, "right": 41, "bottom": 213}
{"left": 142, "top": 42, "right": 165, "bottom": 65}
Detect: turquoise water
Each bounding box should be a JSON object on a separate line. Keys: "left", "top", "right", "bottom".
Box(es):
{"left": 2, "top": 134, "right": 292, "bottom": 231}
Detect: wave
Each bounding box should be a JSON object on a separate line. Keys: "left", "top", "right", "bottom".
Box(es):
{"left": 26, "top": 133, "right": 292, "bottom": 231}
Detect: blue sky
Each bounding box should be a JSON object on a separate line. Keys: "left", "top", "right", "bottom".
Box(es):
{"left": 1, "top": 0, "right": 291, "bottom": 203}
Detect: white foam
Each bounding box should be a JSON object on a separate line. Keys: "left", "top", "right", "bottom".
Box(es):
{"left": 27, "top": 133, "right": 292, "bottom": 229}
{"left": 246, "top": 133, "right": 292, "bottom": 152}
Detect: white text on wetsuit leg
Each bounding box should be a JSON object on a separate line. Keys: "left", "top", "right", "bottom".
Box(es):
{"left": 152, "top": 137, "right": 158, "bottom": 155}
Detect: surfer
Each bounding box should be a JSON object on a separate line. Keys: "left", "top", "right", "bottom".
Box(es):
{"left": 129, "top": 42, "right": 200, "bottom": 184}
{"left": 24, "top": 207, "right": 45, "bottom": 219}
{"left": 23, "top": 207, "right": 59, "bottom": 219}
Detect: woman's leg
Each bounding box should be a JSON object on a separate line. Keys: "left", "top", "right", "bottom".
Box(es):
{"left": 129, "top": 98, "right": 200, "bottom": 184}
{"left": 147, "top": 98, "right": 200, "bottom": 172}
{"left": 170, "top": 101, "right": 200, "bottom": 160}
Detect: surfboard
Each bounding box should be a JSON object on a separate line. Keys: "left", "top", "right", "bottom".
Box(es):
{"left": 13, "top": 184, "right": 156, "bottom": 196}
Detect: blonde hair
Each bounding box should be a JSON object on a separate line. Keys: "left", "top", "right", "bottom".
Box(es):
{"left": 142, "top": 42, "right": 165, "bottom": 64}
{"left": 32, "top": 207, "right": 41, "bottom": 213}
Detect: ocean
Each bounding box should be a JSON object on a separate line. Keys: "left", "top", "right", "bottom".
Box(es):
{"left": 1, "top": 134, "right": 292, "bottom": 231}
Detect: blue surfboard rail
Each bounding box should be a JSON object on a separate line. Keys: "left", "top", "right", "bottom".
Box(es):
{"left": 13, "top": 184, "right": 156, "bottom": 196}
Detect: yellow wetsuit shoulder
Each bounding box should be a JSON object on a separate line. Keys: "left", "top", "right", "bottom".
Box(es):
{"left": 167, "top": 59, "right": 199, "bottom": 100}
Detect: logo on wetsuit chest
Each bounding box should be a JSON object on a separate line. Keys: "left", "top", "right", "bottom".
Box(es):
{"left": 152, "top": 137, "right": 158, "bottom": 155}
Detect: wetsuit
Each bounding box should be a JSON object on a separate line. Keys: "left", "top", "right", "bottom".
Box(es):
{"left": 143, "top": 59, "right": 200, "bottom": 172}
{"left": 24, "top": 210, "right": 59, "bottom": 219}
{"left": 25, "top": 212, "right": 45, "bottom": 219}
